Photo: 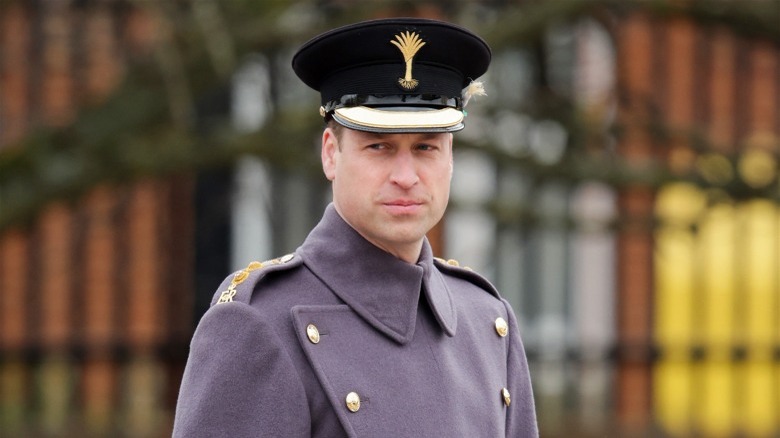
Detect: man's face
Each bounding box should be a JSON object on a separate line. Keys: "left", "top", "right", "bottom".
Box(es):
{"left": 321, "top": 126, "right": 454, "bottom": 262}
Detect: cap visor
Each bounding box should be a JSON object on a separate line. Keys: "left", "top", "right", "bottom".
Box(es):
{"left": 333, "top": 106, "right": 464, "bottom": 133}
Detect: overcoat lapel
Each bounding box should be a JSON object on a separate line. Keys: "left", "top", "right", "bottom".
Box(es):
{"left": 297, "top": 205, "right": 457, "bottom": 344}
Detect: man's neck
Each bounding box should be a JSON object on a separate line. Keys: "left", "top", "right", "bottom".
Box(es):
{"left": 333, "top": 208, "right": 423, "bottom": 264}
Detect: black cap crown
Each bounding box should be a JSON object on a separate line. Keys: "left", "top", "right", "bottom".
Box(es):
{"left": 292, "top": 18, "right": 491, "bottom": 133}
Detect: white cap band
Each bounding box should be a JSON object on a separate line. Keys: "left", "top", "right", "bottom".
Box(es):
{"left": 332, "top": 106, "right": 465, "bottom": 133}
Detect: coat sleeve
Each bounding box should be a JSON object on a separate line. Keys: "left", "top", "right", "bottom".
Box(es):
{"left": 502, "top": 298, "right": 539, "bottom": 437}
{"left": 172, "top": 302, "right": 311, "bottom": 437}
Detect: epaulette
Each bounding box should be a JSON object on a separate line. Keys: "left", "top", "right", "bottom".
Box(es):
{"left": 433, "top": 256, "right": 500, "bottom": 299}
{"left": 212, "top": 253, "right": 302, "bottom": 306}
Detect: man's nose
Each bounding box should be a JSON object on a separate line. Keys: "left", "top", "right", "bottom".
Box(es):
{"left": 389, "top": 151, "right": 420, "bottom": 188}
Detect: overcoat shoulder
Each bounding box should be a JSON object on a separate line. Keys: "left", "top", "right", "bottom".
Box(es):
{"left": 172, "top": 254, "right": 313, "bottom": 438}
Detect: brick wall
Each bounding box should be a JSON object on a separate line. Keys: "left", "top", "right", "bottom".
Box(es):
{"left": 0, "top": 2, "right": 193, "bottom": 435}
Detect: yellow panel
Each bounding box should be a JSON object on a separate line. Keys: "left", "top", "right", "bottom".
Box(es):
{"left": 654, "top": 186, "right": 780, "bottom": 436}
{"left": 697, "top": 361, "right": 733, "bottom": 437}
{"left": 742, "top": 201, "right": 776, "bottom": 346}
{"left": 696, "top": 203, "right": 736, "bottom": 436}
{"left": 776, "top": 365, "right": 780, "bottom": 435}
{"left": 738, "top": 201, "right": 778, "bottom": 434}
{"left": 655, "top": 361, "right": 692, "bottom": 436}
{"left": 700, "top": 204, "right": 736, "bottom": 343}
{"left": 654, "top": 184, "right": 701, "bottom": 434}
{"left": 740, "top": 362, "right": 775, "bottom": 436}
{"left": 655, "top": 228, "right": 695, "bottom": 345}
{"left": 777, "top": 212, "right": 780, "bottom": 436}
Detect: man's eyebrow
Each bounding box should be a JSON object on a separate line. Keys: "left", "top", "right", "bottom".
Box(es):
{"left": 416, "top": 133, "right": 443, "bottom": 141}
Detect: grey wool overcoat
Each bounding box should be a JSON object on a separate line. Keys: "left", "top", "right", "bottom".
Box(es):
{"left": 173, "top": 204, "right": 538, "bottom": 437}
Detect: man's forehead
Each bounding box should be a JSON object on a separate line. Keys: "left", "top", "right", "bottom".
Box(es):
{"left": 348, "top": 129, "right": 450, "bottom": 142}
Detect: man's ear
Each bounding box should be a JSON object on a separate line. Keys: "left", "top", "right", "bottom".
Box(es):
{"left": 321, "top": 127, "right": 338, "bottom": 181}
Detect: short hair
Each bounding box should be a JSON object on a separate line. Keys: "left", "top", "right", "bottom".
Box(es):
{"left": 326, "top": 119, "right": 344, "bottom": 143}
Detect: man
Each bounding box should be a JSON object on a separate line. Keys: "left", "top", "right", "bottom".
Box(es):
{"left": 173, "top": 18, "right": 537, "bottom": 437}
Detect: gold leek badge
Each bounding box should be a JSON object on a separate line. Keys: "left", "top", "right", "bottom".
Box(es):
{"left": 391, "top": 31, "right": 425, "bottom": 90}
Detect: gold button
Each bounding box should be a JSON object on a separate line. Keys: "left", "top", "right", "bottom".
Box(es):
{"left": 501, "top": 387, "right": 511, "bottom": 406}
{"left": 345, "top": 392, "right": 361, "bottom": 412}
{"left": 246, "top": 261, "right": 264, "bottom": 270}
{"left": 233, "top": 270, "right": 249, "bottom": 284}
{"left": 495, "top": 317, "right": 508, "bottom": 337}
{"left": 306, "top": 324, "right": 320, "bottom": 344}
{"left": 446, "top": 259, "right": 460, "bottom": 267}
{"left": 280, "top": 253, "right": 295, "bottom": 263}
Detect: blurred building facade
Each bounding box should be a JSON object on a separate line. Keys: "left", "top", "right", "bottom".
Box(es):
{"left": 1, "top": 1, "right": 779, "bottom": 437}
{"left": 1, "top": 2, "right": 194, "bottom": 436}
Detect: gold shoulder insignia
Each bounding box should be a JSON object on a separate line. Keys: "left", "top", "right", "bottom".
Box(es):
{"left": 435, "top": 256, "right": 497, "bottom": 298}
{"left": 434, "top": 257, "right": 472, "bottom": 271}
{"left": 216, "top": 254, "right": 296, "bottom": 304}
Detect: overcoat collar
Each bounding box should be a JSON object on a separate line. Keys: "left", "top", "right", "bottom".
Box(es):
{"left": 297, "top": 204, "right": 457, "bottom": 344}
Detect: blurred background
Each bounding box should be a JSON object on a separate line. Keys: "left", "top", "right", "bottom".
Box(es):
{"left": 2, "top": 0, "right": 780, "bottom": 436}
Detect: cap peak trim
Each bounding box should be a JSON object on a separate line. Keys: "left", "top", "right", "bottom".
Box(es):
{"left": 334, "top": 106, "right": 463, "bottom": 132}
